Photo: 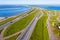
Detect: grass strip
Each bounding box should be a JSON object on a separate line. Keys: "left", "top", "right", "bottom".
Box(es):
{"left": 42, "top": 10, "right": 47, "bottom": 16}
{"left": 30, "top": 15, "right": 49, "bottom": 40}
{"left": 0, "top": 9, "right": 34, "bottom": 26}
{"left": 0, "top": 17, "right": 15, "bottom": 26}
{"left": 5, "top": 34, "right": 19, "bottom": 40}
{"left": 3, "top": 9, "right": 39, "bottom": 37}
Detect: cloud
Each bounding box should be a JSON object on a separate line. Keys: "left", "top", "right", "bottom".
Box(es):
{"left": 0, "top": 0, "right": 60, "bottom": 5}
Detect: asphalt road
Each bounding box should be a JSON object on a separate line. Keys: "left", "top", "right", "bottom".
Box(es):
{"left": 0, "top": 9, "right": 36, "bottom": 40}
{"left": 16, "top": 11, "right": 43, "bottom": 40}
{"left": 0, "top": 12, "right": 31, "bottom": 30}
{"left": 0, "top": 9, "right": 36, "bottom": 30}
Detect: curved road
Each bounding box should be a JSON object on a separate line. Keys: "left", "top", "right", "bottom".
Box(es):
{"left": 0, "top": 9, "right": 35, "bottom": 40}
{"left": 0, "top": 10, "right": 33, "bottom": 30}
{"left": 16, "top": 11, "right": 43, "bottom": 40}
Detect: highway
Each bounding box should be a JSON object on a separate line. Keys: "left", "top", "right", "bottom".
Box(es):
{"left": 0, "top": 11, "right": 32, "bottom": 30}
{"left": 0, "top": 8, "right": 36, "bottom": 30}
{"left": 0, "top": 9, "right": 36, "bottom": 40}
{"left": 16, "top": 11, "right": 43, "bottom": 40}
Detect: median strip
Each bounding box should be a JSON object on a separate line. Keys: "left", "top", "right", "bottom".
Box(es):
{"left": 30, "top": 13, "right": 49, "bottom": 40}
{"left": 3, "top": 9, "right": 39, "bottom": 37}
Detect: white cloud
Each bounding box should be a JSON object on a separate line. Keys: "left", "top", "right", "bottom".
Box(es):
{"left": 0, "top": 0, "right": 60, "bottom": 5}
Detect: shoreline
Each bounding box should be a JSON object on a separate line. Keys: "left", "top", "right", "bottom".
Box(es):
{"left": 0, "top": 17, "right": 5, "bottom": 20}
{"left": 0, "top": 8, "right": 33, "bottom": 20}
{"left": 0, "top": 16, "right": 16, "bottom": 20}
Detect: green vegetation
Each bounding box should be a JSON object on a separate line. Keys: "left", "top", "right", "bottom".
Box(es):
{"left": 0, "top": 9, "right": 34, "bottom": 26}
{"left": 51, "top": 10, "right": 55, "bottom": 15}
{"left": 50, "top": 16, "right": 57, "bottom": 25}
{"left": 0, "top": 29, "right": 2, "bottom": 33}
{"left": 42, "top": 10, "right": 47, "bottom": 15}
{"left": 0, "top": 14, "right": 22, "bottom": 26}
{"left": 5, "top": 34, "right": 19, "bottom": 40}
{"left": 0, "top": 17, "right": 15, "bottom": 26}
{"left": 30, "top": 15, "right": 49, "bottom": 40}
{"left": 4, "top": 9, "right": 39, "bottom": 37}
{"left": 50, "top": 16, "right": 60, "bottom": 40}
{"left": 50, "top": 16, "right": 59, "bottom": 34}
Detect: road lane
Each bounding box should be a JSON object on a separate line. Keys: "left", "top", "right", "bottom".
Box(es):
{"left": 0, "top": 14, "right": 27, "bottom": 30}
{"left": 0, "top": 9, "right": 36, "bottom": 40}
{"left": 16, "top": 11, "right": 43, "bottom": 40}
{"left": 0, "top": 9, "right": 35, "bottom": 30}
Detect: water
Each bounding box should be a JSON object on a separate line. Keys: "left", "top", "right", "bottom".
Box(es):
{"left": 0, "top": 5, "right": 31, "bottom": 17}
{"left": 31, "top": 5, "right": 60, "bottom": 10}
{"left": 0, "top": 5, "right": 60, "bottom": 17}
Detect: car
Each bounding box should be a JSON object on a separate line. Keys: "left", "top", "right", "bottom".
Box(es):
{"left": 10, "top": 22, "right": 13, "bottom": 23}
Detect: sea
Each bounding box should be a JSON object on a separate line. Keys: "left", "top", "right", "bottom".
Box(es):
{"left": 0, "top": 5, "right": 60, "bottom": 17}
{"left": 32, "top": 5, "right": 60, "bottom": 10}
{"left": 0, "top": 5, "right": 31, "bottom": 17}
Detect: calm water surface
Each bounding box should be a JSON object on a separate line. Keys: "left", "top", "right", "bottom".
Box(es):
{"left": 0, "top": 5, "right": 31, "bottom": 17}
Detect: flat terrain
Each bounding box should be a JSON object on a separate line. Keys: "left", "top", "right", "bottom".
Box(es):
{"left": 0, "top": 9, "right": 34, "bottom": 26}
{"left": 0, "top": 17, "right": 16, "bottom": 26}
{"left": 30, "top": 15, "right": 49, "bottom": 40}
{"left": 0, "top": 8, "right": 59, "bottom": 40}
{"left": 3, "top": 9, "right": 39, "bottom": 37}
{"left": 5, "top": 34, "right": 19, "bottom": 40}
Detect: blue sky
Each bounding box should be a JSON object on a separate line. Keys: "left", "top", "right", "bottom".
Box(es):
{"left": 0, "top": 0, "right": 60, "bottom": 5}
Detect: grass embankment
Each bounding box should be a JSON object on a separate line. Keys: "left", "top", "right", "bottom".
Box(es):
{"left": 30, "top": 15, "right": 49, "bottom": 40}
{"left": 42, "top": 10, "right": 47, "bottom": 16}
{"left": 5, "top": 34, "right": 19, "bottom": 40}
{"left": 0, "top": 17, "right": 15, "bottom": 26}
{"left": 0, "top": 9, "right": 34, "bottom": 26}
{"left": 51, "top": 10, "right": 55, "bottom": 15}
{"left": 0, "top": 16, "right": 20, "bottom": 33}
{"left": 3, "top": 9, "right": 39, "bottom": 37}
{"left": 0, "top": 9, "right": 34, "bottom": 33}
{"left": 0, "top": 29, "right": 2, "bottom": 33}
{"left": 0, "top": 15, "right": 22, "bottom": 26}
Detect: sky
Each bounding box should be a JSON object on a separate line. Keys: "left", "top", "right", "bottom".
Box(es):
{"left": 0, "top": 0, "right": 60, "bottom": 5}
